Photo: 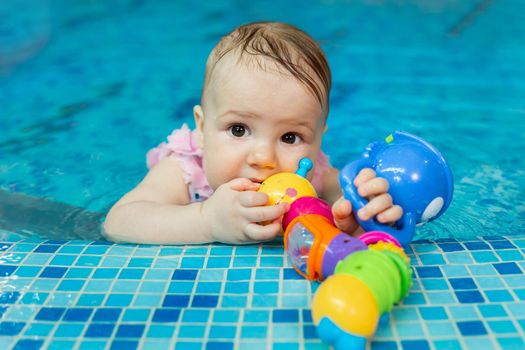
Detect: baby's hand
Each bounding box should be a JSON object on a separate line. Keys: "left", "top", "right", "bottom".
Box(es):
{"left": 332, "top": 168, "right": 403, "bottom": 234}
{"left": 201, "top": 178, "right": 289, "bottom": 244}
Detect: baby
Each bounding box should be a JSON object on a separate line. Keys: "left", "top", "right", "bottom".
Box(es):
{"left": 104, "top": 22, "right": 402, "bottom": 244}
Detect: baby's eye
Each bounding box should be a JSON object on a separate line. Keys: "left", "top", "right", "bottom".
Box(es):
{"left": 229, "top": 124, "right": 247, "bottom": 137}
{"left": 281, "top": 132, "right": 301, "bottom": 144}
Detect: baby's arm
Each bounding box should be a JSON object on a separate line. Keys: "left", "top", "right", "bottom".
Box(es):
{"left": 319, "top": 167, "right": 403, "bottom": 235}
{"left": 104, "top": 158, "right": 288, "bottom": 244}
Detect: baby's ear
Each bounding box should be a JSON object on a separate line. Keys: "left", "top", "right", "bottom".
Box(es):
{"left": 193, "top": 105, "right": 204, "bottom": 147}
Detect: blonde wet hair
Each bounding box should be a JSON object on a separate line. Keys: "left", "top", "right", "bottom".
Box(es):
{"left": 201, "top": 21, "right": 331, "bottom": 111}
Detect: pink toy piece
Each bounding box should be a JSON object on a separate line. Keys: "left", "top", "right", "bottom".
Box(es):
{"left": 282, "top": 196, "right": 334, "bottom": 230}
{"left": 286, "top": 187, "right": 298, "bottom": 197}
{"left": 359, "top": 231, "right": 401, "bottom": 247}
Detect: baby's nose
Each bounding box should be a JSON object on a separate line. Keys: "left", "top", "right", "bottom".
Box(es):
{"left": 248, "top": 145, "right": 276, "bottom": 169}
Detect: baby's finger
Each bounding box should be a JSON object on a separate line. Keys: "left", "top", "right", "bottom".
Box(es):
{"left": 377, "top": 205, "right": 403, "bottom": 224}
{"left": 228, "top": 178, "right": 261, "bottom": 192}
{"left": 332, "top": 198, "right": 359, "bottom": 233}
{"left": 358, "top": 193, "right": 393, "bottom": 221}
{"left": 244, "top": 222, "right": 281, "bottom": 241}
{"left": 244, "top": 202, "right": 289, "bottom": 223}
{"left": 358, "top": 177, "right": 389, "bottom": 197}
{"left": 238, "top": 191, "right": 269, "bottom": 207}
{"left": 332, "top": 197, "right": 352, "bottom": 219}
{"left": 354, "top": 168, "right": 376, "bottom": 187}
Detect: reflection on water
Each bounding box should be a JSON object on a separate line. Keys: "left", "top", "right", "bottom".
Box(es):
{"left": 0, "top": 190, "right": 104, "bottom": 241}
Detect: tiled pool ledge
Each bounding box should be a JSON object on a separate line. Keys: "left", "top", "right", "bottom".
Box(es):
{"left": 1, "top": 234, "right": 524, "bottom": 350}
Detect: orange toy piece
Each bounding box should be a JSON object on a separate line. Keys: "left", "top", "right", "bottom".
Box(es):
{"left": 284, "top": 214, "right": 367, "bottom": 281}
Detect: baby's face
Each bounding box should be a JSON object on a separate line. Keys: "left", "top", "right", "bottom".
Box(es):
{"left": 195, "top": 56, "right": 327, "bottom": 190}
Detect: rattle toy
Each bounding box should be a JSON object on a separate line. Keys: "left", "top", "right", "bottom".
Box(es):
{"left": 258, "top": 158, "right": 317, "bottom": 205}
{"left": 340, "top": 131, "right": 454, "bottom": 246}
{"left": 258, "top": 158, "right": 369, "bottom": 281}
{"left": 283, "top": 198, "right": 367, "bottom": 281}
{"left": 258, "top": 133, "right": 452, "bottom": 350}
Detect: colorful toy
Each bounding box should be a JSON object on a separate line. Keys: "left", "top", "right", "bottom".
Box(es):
{"left": 311, "top": 233, "right": 413, "bottom": 350}
{"left": 284, "top": 209, "right": 368, "bottom": 280}
{"left": 262, "top": 134, "right": 452, "bottom": 350}
{"left": 340, "top": 131, "right": 454, "bottom": 246}
{"left": 282, "top": 196, "right": 333, "bottom": 230}
{"left": 258, "top": 158, "right": 317, "bottom": 205}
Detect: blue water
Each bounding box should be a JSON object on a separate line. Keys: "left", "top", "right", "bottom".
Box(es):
{"left": 1, "top": 2, "right": 525, "bottom": 350}
{"left": 1, "top": 1, "right": 524, "bottom": 238}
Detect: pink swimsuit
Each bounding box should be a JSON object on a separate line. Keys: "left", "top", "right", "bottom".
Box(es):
{"left": 146, "top": 123, "right": 331, "bottom": 202}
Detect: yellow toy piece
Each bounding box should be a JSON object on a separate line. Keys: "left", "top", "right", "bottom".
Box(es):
{"left": 258, "top": 172, "right": 317, "bottom": 205}
{"left": 368, "top": 241, "right": 410, "bottom": 263}
{"left": 312, "top": 274, "right": 379, "bottom": 337}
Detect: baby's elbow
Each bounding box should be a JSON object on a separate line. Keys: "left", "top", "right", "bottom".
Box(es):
{"left": 102, "top": 207, "right": 126, "bottom": 243}
{"left": 101, "top": 219, "right": 118, "bottom": 243}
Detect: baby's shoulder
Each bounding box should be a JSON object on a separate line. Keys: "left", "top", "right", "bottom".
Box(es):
{"left": 138, "top": 156, "right": 192, "bottom": 204}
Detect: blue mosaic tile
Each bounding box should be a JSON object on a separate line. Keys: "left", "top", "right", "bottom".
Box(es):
{"left": 484, "top": 289, "right": 514, "bottom": 302}
{"left": 63, "top": 308, "right": 93, "bottom": 321}
{"left": 416, "top": 266, "right": 443, "bottom": 278}
{"left": 206, "top": 342, "right": 233, "bottom": 350}
{"left": 432, "top": 339, "right": 462, "bottom": 350}
{"left": 152, "top": 309, "right": 181, "bottom": 322}
{"left": 438, "top": 243, "right": 465, "bottom": 252}
{"left": 172, "top": 269, "right": 198, "bottom": 280}
{"left": 457, "top": 321, "right": 488, "bottom": 336}
{"left": 455, "top": 290, "right": 485, "bottom": 303}
{"left": 273, "top": 309, "right": 299, "bottom": 323}
{"left": 449, "top": 277, "right": 478, "bottom": 290}
{"left": 464, "top": 242, "right": 491, "bottom": 251}
{"left": 225, "top": 281, "right": 249, "bottom": 293}
{"left": 115, "top": 324, "right": 145, "bottom": 338}
{"left": 192, "top": 295, "right": 219, "bottom": 308}
{"left": 400, "top": 340, "right": 430, "bottom": 350}
{"left": 371, "top": 341, "right": 398, "bottom": 350}
{"left": 283, "top": 268, "right": 303, "bottom": 280}
{"left": 419, "top": 306, "right": 448, "bottom": 320}
{"left": 493, "top": 262, "right": 522, "bottom": 275}
{"left": 242, "top": 325, "right": 268, "bottom": 338}
{"left": 478, "top": 304, "right": 508, "bottom": 318}
{"left": 92, "top": 308, "right": 122, "bottom": 322}
{"left": 213, "top": 310, "right": 239, "bottom": 323}
{"left": 256, "top": 268, "right": 280, "bottom": 279}
{"left": 24, "top": 323, "right": 53, "bottom": 336}
{"left": 13, "top": 339, "right": 44, "bottom": 350}
{"left": 85, "top": 323, "right": 115, "bottom": 337}
{"left": 496, "top": 250, "right": 524, "bottom": 261}
{"left": 35, "top": 307, "right": 66, "bottom": 321}
{"left": 2, "top": 203, "right": 525, "bottom": 348}
{"left": 1, "top": 291, "right": 21, "bottom": 304}
{"left": 227, "top": 269, "right": 253, "bottom": 281}
{"left": 34, "top": 245, "right": 60, "bottom": 253}
{"left": 163, "top": 295, "right": 190, "bottom": 307}
{"left": 472, "top": 251, "right": 499, "bottom": 263}
{"left": 206, "top": 257, "right": 231, "bottom": 268}
{"left": 55, "top": 324, "right": 85, "bottom": 337}
{"left": 497, "top": 337, "right": 525, "bottom": 349}
{"left": 110, "top": 340, "right": 139, "bottom": 350}
{"left": 489, "top": 240, "right": 516, "bottom": 249}
{"left": 39, "top": 266, "right": 68, "bottom": 278}
{"left": 0, "top": 322, "right": 25, "bottom": 336}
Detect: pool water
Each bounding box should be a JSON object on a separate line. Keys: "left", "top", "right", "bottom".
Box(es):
{"left": 1, "top": 0, "right": 524, "bottom": 349}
